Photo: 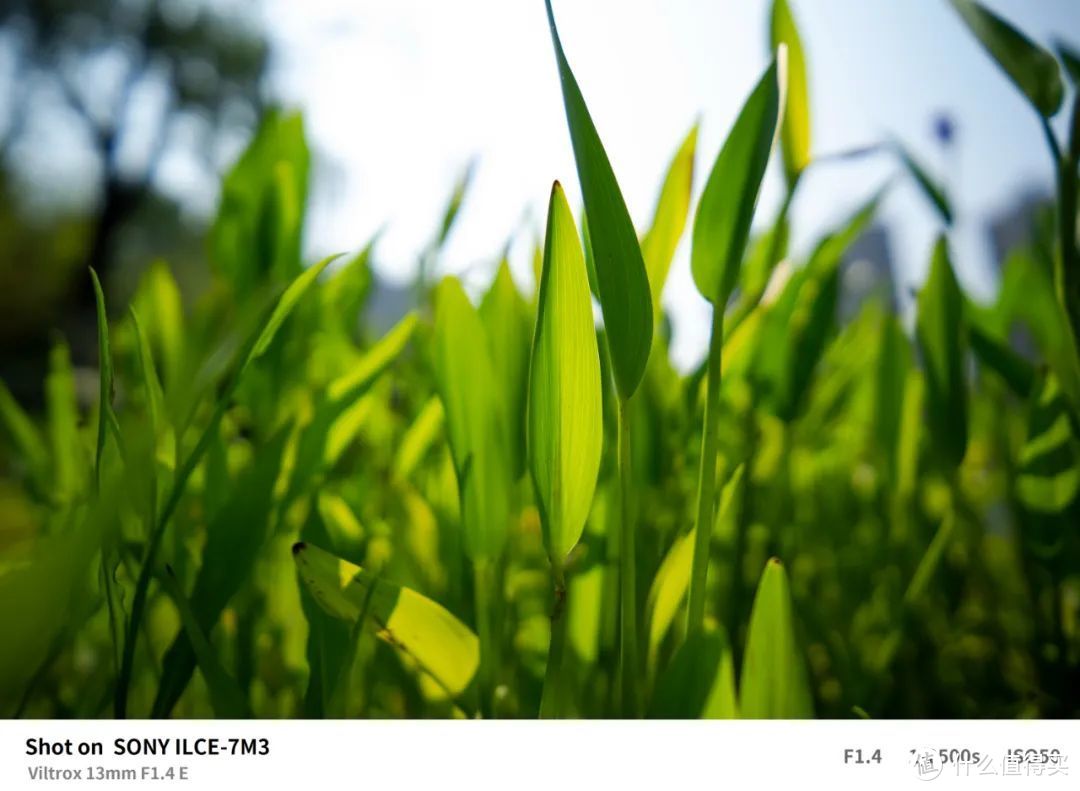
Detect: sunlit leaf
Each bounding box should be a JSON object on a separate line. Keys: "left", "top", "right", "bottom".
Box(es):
{"left": 481, "top": 260, "right": 532, "bottom": 479}
{"left": 650, "top": 626, "right": 737, "bottom": 719}
{"left": 641, "top": 125, "right": 697, "bottom": 317}
{"left": 433, "top": 278, "right": 511, "bottom": 559}
{"left": 131, "top": 259, "right": 185, "bottom": 390}
{"left": 739, "top": 558, "right": 813, "bottom": 718}
{"left": 393, "top": 396, "right": 446, "bottom": 483}
{"left": 211, "top": 111, "right": 310, "bottom": 290}
{"left": 771, "top": 0, "right": 811, "bottom": 184}
{"left": 645, "top": 528, "right": 694, "bottom": 673}
{"left": 545, "top": 0, "right": 653, "bottom": 398}
{"left": 528, "top": 182, "right": 603, "bottom": 565}
{"left": 294, "top": 541, "right": 480, "bottom": 699}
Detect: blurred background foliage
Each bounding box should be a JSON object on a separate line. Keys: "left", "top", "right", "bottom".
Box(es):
{"left": 0, "top": 0, "right": 267, "bottom": 399}
{"left": 0, "top": 0, "right": 1078, "bottom": 720}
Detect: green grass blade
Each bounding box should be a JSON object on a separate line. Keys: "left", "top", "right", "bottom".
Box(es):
{"left": 1057, "top": 41, "right": 1080, "bottom": 86}
{"left": 528, "top": 181, "right": 603, "bottom": 564}
{"left": 116, "top": 256, "right": 335, "bottom": 718}
{"left": 286, "top": 313, "right": 419, "bottom": 505}
{"left": 480, "top": 259, "right": 532, "bottom": 479}
{"left": 894, "top": 142, "right": 953, "bottom": 226}
{"left": 151, "top": 429, "right": 288, "bottom": 718}
{"left": 433, "top": 277, "right": 511, "bottom": 560}
{"left": 641, "top": 124, "right": 698, "bottom": 318}
{"left": 45, "top": 341, "right": 82, "bottom": 504}
{"left": 159, "top": 566, "right": 252, "bottom": 719}
{"left": 771, "top": 0, "right": 812, "bottom": 185}
{"left": 916, "top": 237, "right": 968, "bottom": 469}
{"left": 293, "top": 541, "right": 480, "bottom": 701}
{"left": 692, "top": 54, "right": 783, "bottom": 307}
{"left": 968, "top": 319, "right": 1037, "bottom": 398}
{"left": 645, "top": 528, "right": 694, "bottom": 673}
{"left": 544, "top": 0, "right": 653, "bottom": 398}
{"left": 739, "top": 558, "right": 814, "bottom": 718}
{"left": 0, "top": 380, "right": 48, "bottom": 489}
{"left": 649, "top": 626, "right": 737, "bottom": 718}
{"left": 1017, "top": 372, "right": 1080, "bottom": 517}
{"left": 89, "top": 269, "right": 114, "bottom": 493}
{"left": 949, "top": 0, "right": 1063, "bottom": 118}
{"left": 0, "top": 510, "right": 101, "bottom": 712}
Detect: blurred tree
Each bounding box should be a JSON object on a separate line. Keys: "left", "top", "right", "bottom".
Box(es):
{"left": 0, "top": 0, "right": 270, "bottom": 396}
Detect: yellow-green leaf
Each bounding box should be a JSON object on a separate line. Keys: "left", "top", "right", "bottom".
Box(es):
{"left": 771, "top": 0, "right": 811, "bottom": 184}
{"left": 528, "top": 182, "right": 603, "bottom": 565}
{"left": 649, "top": 626, "right": 737, "bottom": 719}
{"left": 433, "top": 278, "right": 511, "bottom": 559}
{"left": 293, "top": 541, "right": 480, "bottom": 698}
{"left": 641, "top": 124, "right": 698, "bottom": 318}
{"left": 739, "top": 558, "right": 813, "bottom": 718}
{"left": 480, "top": 259, "right": 532, "bottom": 479}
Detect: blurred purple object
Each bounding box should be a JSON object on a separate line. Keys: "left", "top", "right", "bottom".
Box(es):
{"left": 933, "top": 113, "right": 956, "bottom": 146}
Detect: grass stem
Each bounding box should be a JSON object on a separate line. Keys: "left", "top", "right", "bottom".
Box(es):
{"left": 539, "top": 564, "right": 568, "bottom": 718}
{"left": 474, "top": 559, "right": 497, "bottom": 718}
{"left": 687, "top": 305, "right": 723, "bottom": 635}
{"left": 616, "top": 396, "right": 641, "bottom": 717}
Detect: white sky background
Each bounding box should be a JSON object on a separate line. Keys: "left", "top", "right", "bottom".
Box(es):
{"left": 263, "top": 0, "right": 1080, "bottom": 370}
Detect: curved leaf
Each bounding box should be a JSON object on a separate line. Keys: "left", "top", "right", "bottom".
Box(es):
{"left": 949, "top": 0, "right": 1063, "bottom": 117}
{"left": 916, "top": 237, "right": 968, "bottom": 469}
{"left": 739, "top": 558, "right": 813, "bottom": 718}
{"left": 771, "top": 0, "right": 811, "bottom": 184}
{"left": 641, "top": 125, "right": 698, "bottom": 317}
{"left": 692, "top": 55, "right": 782, "bottom": 306}
{"left": 293, "top": 541, "right": 480, "bottom": 699}
{"left": 894, "top": 142, "right": 953, "bottom": 226}
{"left": 480, "top": 260, "right": 532, "bottom": 479}
{"left": 433, "top": 278, "right": 511, "bottom": 559}
{"left": 159, "top": 567, "right": 252, "bottom": 719}
{"left": 544, "top": 0, "right": 653, "bottom": 398}
{"left": 528, "top": 182, "right": 604, "bottom": 564}
{"left": 649, "top": 627, "right": 737, "bottom": 719}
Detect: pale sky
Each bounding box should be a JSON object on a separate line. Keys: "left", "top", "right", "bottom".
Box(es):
{"left": 263, "top": 0, "right": 1080, "bottom": 369}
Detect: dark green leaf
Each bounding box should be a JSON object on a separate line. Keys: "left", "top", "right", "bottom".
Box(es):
{"left": 894, "top": 142, "right": 953, "bottom": 226}
{"left": 692, "top": 55, "right": 782, "bottom": 306}
{"left": 949, "top": 0, "right": 1064, "bottom": 117}
{"left": 545, "top": 0, "right": 653, "bottom": 398}
{"left": 915, "top": 237, "right": 968, "bottom": 469}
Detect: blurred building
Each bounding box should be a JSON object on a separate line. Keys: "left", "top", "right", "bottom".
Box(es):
{"left": 839, "top": 223, "right": 897, "bottom": 323}
{"left": 367, "top": 277, "right": 417, "bottom": 334}
{"left": 986, "top": 187, "right": 1053, "bottom": 268}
